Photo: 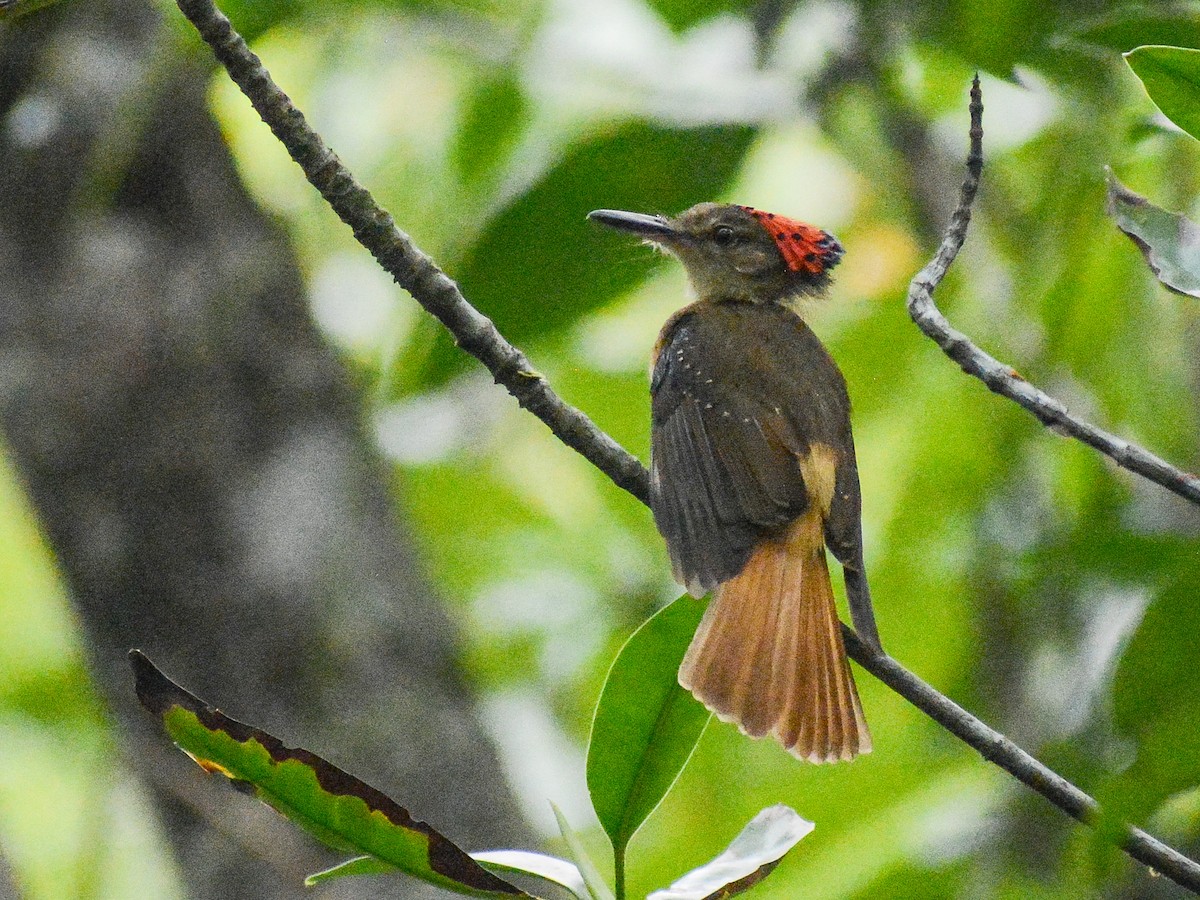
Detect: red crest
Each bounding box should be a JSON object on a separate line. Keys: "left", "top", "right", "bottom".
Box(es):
{"left": 740, "top": 206, "right": 843, "bottom": 276}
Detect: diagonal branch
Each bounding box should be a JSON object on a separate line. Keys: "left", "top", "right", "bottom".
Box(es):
{"left": 906, "top": 79, "right": 1200, "bottom": 508}
{"left": 174, "top": 0, "right": 650, "bottom": 508}
{"left": 172, "top": 2, "right": 1200, "bottom": 893}
{"left": 842, "top": 628, "right": 1200, "bottom": 891}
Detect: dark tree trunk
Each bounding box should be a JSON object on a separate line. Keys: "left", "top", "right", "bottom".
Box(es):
{"left": 0, "top": 3, "right": 528, "bottom": 897}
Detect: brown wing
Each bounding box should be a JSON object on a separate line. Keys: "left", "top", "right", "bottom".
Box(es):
{"left": 649, "top": 301, "right": 858, "bottom": 596}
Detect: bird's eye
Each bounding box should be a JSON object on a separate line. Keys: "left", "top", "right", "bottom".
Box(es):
{"left": 713, "top": 225, "right": 736, "bottom": 246}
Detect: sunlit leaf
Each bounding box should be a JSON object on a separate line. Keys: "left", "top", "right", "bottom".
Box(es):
{"left": 473, "top": 849, "right": 589, "bottom": 899}
{"left": 1105, "top": 167, "right": 1200, "bottom": 298}
{"left": 551, "top": 803, "right": 616, "bottom": 900}
{"left": 129, "top": 651, "right": 528, "bottom": 898}
{"left": 1125, "top": 45, "right": 1200, "bottom": 140}
{"left": 647, "top": 805, "right": 813, "bottom": 900}
{"left": 587, "top": 595, "right": 710, "bottom": 859}
{"left": 216, "top": 0, "right": 535, "bottom": 42}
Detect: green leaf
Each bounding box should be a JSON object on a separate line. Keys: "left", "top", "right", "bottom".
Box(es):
{"left": 453, "top": 74, "right": 531, "bottom": 190}
{"left": 473, "top": 850, "right": 589, "bottom": 899}
{"left": 427, "top": 122, "right": 756, "bottom": 381}
{"left": 551, "top": 803, "right": 616, "bottom": 900}
{"left": 587, "top": 595, "right": 710, "bottom": 860}
{"left": 309, "top": 850, "right": 588, "bottom": 897}
{"left": 1102, "top": 564, "right": 1200, "bottom": 829}
{"left": 1105, "top": 167, "right": 1200, "bottom": 298}
{"left": 647, "top": 805, "right": 813, "bottom": 899}
{"left": 129, "top": 651, "right": 528, "bottom": 898}
{"left": 1125, "top": 45, "right": 1200, "bottom": 140}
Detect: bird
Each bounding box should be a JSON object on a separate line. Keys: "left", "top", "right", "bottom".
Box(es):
{"left": 588, "top": 202, "right": 879, "bottom": 762}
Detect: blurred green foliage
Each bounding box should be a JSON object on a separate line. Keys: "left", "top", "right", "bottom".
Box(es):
{"left": 4, "top": 0, "right": 1200, "bottom": 896}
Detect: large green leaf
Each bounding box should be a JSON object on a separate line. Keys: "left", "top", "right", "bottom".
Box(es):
{"left": 1105, "top": 167, "right": 1200, "bottom": 298}
{"left": 129, "top": 651, "right": 527, "bottom": 898}
{"left": 647, "top": 805, "right": 813, "bottom": 900}
{"left": 1125, "top": 45, "right": 1200, "bottom": 140}
{"left": 215, "top": 0, "right": 536, "bottom": 43}
{"left": 427, "top": 122, "right": 756, "bottom": 381}
{"left": 587, "top": 596, "right": 710, "bottom": 861}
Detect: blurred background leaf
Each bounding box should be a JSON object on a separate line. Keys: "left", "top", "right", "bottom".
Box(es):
{"left": 425, "top": 122, "right": 756, "bottom": 382}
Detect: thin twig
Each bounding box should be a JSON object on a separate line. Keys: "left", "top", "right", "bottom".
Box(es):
{"left": 171, "top": 4, "right": 1200, "bottom": 892}
{"left": 906, "top": 79, "right": 1200, "bottom": 508}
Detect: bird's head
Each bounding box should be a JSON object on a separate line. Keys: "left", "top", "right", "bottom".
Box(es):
{"left": 588, "top": 202, "right": 842, "bottom": 304}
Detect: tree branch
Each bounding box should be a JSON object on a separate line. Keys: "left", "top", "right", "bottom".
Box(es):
{"left": 906, "top": 79, "right": 1200, "bottom": 509}
{"left": 171, "top": 3, "right": 1200, "bottom": 893}
{"left": 842, "top": 628, "right": 1200, "bottom": 891}
{"left": 174, "top": 0, "right": 650, "bottom": 507}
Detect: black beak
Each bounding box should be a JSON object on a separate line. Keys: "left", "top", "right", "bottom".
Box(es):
{"left": 587, "top": 209, "right": 680, "bottom": 240}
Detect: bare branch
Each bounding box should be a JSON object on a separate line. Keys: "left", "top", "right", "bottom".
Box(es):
{"left": 907, "top": 77, "right": 1200, "bottom": 508}
{"left": 171, "top": 5, "right": 1200, "bottom": 893}
{"left": 843, "top": 628, "right": 1200, "bottom": 890}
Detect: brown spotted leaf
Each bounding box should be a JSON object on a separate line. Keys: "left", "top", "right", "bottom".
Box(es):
{"left": 647, "top": 805, "right": 813, "bottom": 900}
{"left": 1106, "top": 167, "right": 1200, "bottom": 298}
{"left": 129, "top": 650, "right": 527, "bottom": 897}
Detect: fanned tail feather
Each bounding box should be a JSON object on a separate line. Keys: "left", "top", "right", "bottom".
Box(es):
{"left": 678, "top": 511, "right": 871, "bottom": 762}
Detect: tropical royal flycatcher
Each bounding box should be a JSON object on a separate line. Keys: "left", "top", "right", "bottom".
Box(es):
{"left": 589, "top": 202, "right": 880, "bottom": 762}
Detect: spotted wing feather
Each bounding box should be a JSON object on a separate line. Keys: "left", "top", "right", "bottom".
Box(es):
{"left": 650, "top": 304, "right": 847, "bottom": 594}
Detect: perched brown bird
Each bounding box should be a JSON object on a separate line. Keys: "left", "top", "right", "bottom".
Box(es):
{"left": 589, "top": 202, "right": 880, "bottom": 762}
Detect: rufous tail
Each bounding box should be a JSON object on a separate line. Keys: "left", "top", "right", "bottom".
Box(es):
{"left": 678, "top": 510, "right": 871, "bottom": 762}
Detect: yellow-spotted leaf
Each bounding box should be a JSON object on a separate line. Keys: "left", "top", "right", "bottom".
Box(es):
{"left": 129, "top": 650, "right": 527, "bottom": 898}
